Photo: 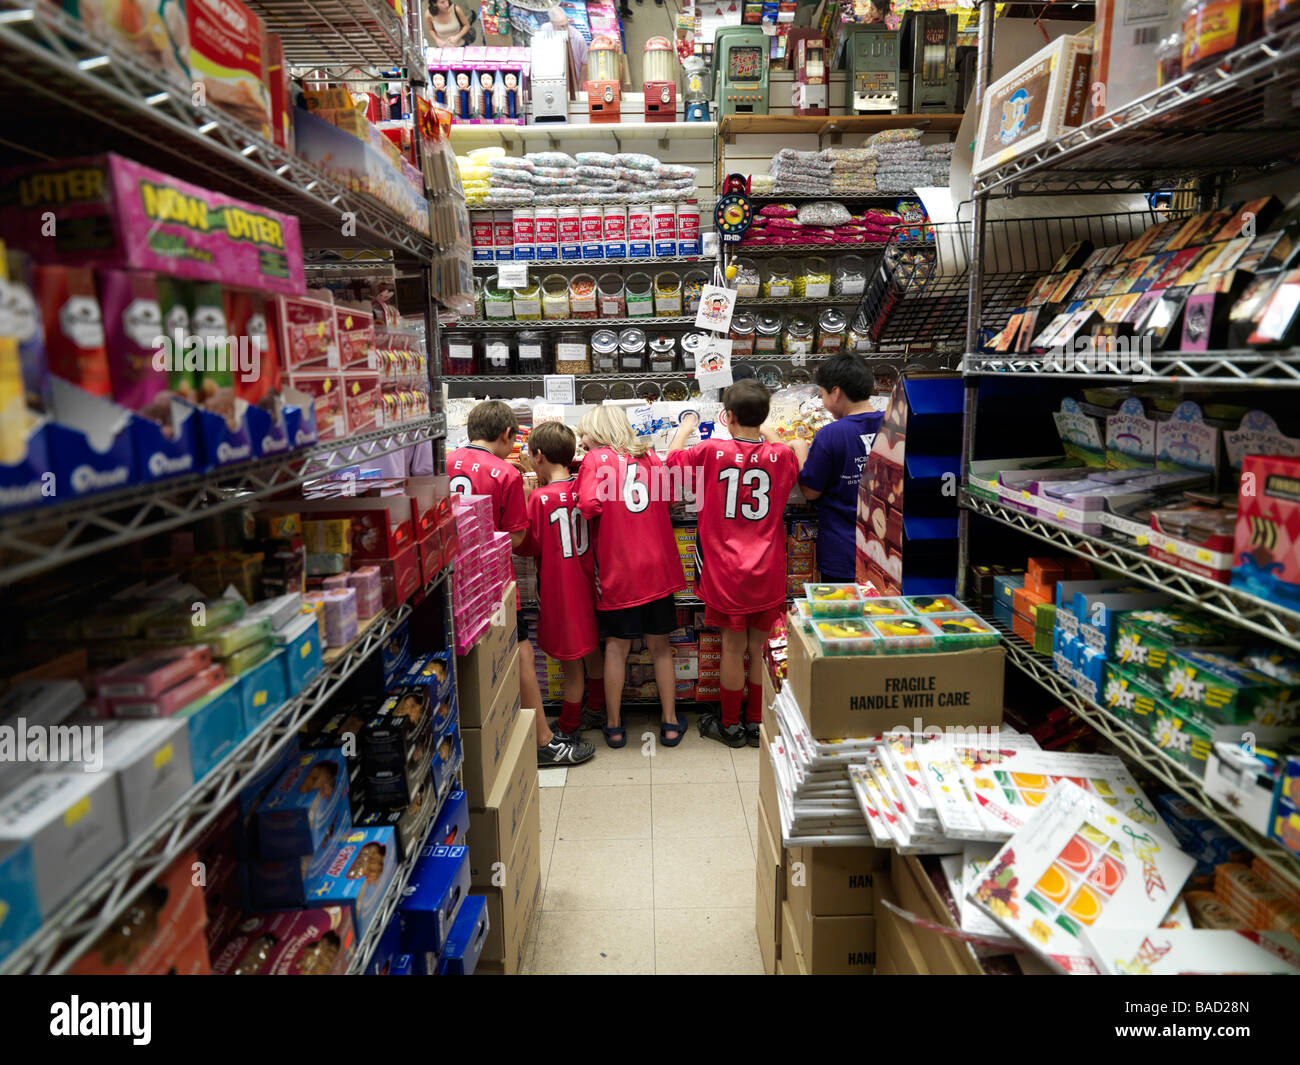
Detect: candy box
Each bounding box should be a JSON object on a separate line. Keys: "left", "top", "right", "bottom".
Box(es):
{"left": 303, "top": 825, "right": 398, "bottom": 938}
{"left": 1162, "top": 647, "right": 1300, "bottom": 727}
{"left": 97, "top": 645, "right": 213, "bottom": 699}
{"left": 0, "top": 841, "right": 41, "bottom": 964}
{"left": 804, "top": 583, "right": 862, "bottom": 617}
{"left": 187, "top": 0, "right": 270, "bottom": 138}
{"left": 1274, "top": 796, "right": 1300, "bottom": 857}
{"left": 246, "top": 803, "right": 348, "bottom": 908}
{"left": 172, "top": 676, "right": 243, "bottom": 779}
{"left": 1203, "top": 742, "right": 1291, "bottom": 835}
{"left": 0, "top": 156, "right": 303, "bottom": 294}
{"left": 210, "top": 905, "right": 355, "bottom": 975}
{"left": 1082, "top": 928, "right": 1300, "bottom": 974}
{"left": 859, "top": 596, "right": 911, "bottom": 618}
{"left": 274, "top": 612, "right": 323, "bottom": 694}
{"left": 1233, "top": 455, "right": 1300, "bottom": 611}
{"left": 1111, "top": 608, "right": 1237, "bottom": 684}
{"left": 399, "top": 843, "right": 470, "bottom": 960}
{"left": 255, "top": 748, "right": 350, "bottom": 859}
{"left": 967, "top": 781, "right": 1192, "bottom": 974}
{"left": 238, "top": 646, "right": 287, "bottom": 729}
{"left": 1100, "top": 662, "right": 1162, "bottom": 737}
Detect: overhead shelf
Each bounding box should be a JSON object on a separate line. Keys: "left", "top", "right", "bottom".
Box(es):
{"left": 1, "top": 566, "right": 451, "bottom": 975}
{"left": 0, "top": 418, "right": 445, "bottom": 588}
{"left": 0, "top": 0, "right": 436, "bottom": 260}
{"left": 719, "top": 112, "right": 964, "bottom": 143}
{"left": 974, "top": 25, "right": 1300, "bottom": 195}
{"left": 961, "top": 491, "right": 1300, "bottom": 654}
{"left": 244, "top": 0, "right": 422, "bottom": 76}
{"left": 985, "top": 614, "right": 1300, "bottom": 894}
{"left": 962, "top": 348, "right": 1300, "bottom": 386}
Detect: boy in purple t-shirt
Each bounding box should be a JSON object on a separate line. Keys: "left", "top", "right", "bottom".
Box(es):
{"left": 788, "top": 355, "right": 882, "bottom": 584}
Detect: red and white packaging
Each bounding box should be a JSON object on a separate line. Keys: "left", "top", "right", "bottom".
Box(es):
{"left": 288, "top": 370, "right": 344, "bottom": 439}
{"left": 472, "top": 218, "right": 495, "bottom": 262}
{"left": 581, "top": 206, "right": 604, "bottom": 247}
{"left": 335, "top": 306, "right": 375, "bottom": 368}
{"left": 653, "top": 203, "right": 677, "bottom": 256}
{"left": 264, "top": 32, "right": 291, "bottom": 151}
{"left": 494, "top": 211, "right": 514, "bottom": 260}
{"left": 559, "top": 208, "right": 581, "bottom": 259}
{"left": 512, "top": 208, "right": 535, "bottom": 260}
{"left": 188, "top": 0, "right": 271, "bottom": 140}
{"left": 676, "top": 201, "right": 701, "bottom": 256}
{"left": 97, "top": 646, "right": 214, "bottom": 700}
{"left": 340, "top": 369, "right": 381, "bottom": 434}
{"left": 272, "top": 293, "right": 339, "bottom": 370}
{"left": 628, "top": 203, "right": 653, "bottom": 256}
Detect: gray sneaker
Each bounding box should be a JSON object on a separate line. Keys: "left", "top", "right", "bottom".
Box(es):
{"left": 538, "top": 736, "right": 596, "bottom": 766}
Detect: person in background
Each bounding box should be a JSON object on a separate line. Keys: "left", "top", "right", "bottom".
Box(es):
{"left": 668, "top": 380, "right": 799, "bottom": 747}
{"left": 788, "top": 355, "right": 882, "bottom": 585}
{"left": 426, "top": 0, "right": 472, "bottom": 47}
{"left": 448, "top": 401, "right": 595, "bottom": 767}
{"left": 522, "top": 421, "right": 606, "bottom": 750}
{"left": 547, "top": 6, "right": 588, "bottom": 86}
{"left": 575, "top": 406, "right": 687, "bottom": 749}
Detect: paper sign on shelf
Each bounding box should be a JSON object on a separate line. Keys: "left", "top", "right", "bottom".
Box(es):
{"left": 543, "top": 375, "right": 576, "bottom": 405}
{"left": 694, "top": 284, "right": 737, "bottom": 333}
{"left": 498, "top": 263, "right": 529, "bottom": 289}
{"left": 694, "top": 336, "right": 733, "bottom": 391}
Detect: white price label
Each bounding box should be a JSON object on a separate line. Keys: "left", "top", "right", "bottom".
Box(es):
{"left": 498, "top": 262, "right": 529, "bottom": 289}
{"left": 544, "top": 375, "right": 576, "bottom": 405}
{"left": 694, "top": 283, "right": 737, "bottom": 333}
{"left": 556, "top": 342, "right": 586, "bottom": 360}
{"left": 448, "top": 343, "right": 473, "bottom": 361}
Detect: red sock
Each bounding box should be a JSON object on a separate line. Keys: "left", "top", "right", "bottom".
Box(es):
{"left": 746, "top": 681, "right": 763, "bottom": 724}
{"left": 721, "top": 686, "right": 743, "bottom": 728}
{"left": 559, "top": 700, "right": 582, "bottom": 733}
{"left": 586, "top": 678, "right": 605, "bottom": 712}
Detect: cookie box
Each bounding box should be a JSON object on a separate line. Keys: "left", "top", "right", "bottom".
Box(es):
{"left": 0, "top": 841, "right": 41, "bottom": 964}
{"left": 398, "top": 843, "right": 470, "bottom": 960}
{"left": 1111, "top": 608, "right": 1238, "bottom": 684}
{"left": 303, "top": 825, "right": 398, "bottom": 938}
{"left": 804, "top": 583, "right": 862, "bottom": 617}
{"left": 210, "top": 905, "right": 355, "bottom": 975}
{"left": 868, "top": 615, "right": 942, "bottom": 654}
{"left": 255, "top": 748, "right": 351, "bottom": 859}
{"left": 927, "top": 613, "right": 1000, "bottom": 650}
{"left": 437, "top": 893, "right": 489, "bottom": 974}
{"left": 812, "top": 617, "right": 877, "bottom": 656}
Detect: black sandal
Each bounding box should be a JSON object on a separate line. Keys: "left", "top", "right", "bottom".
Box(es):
{"left": 660, "top": 714, "right": 687, "bottom": 747}
{"left": 603, "top": 721, "right": 627, "bottom": 749}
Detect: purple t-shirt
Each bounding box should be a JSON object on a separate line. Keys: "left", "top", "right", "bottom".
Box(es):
{"left": 798, "top": 410, "right": 883, "bottom": 577}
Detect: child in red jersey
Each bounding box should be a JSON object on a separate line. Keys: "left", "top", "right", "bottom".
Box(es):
{"left": 447, "top": 401, "right": 595, "bottom": 767}
{"left": 523, "top": 421, "right": 606, "bottom": 746}
{"left": 575, "top": 405, "right": 687, "bottom": 748}
{"left": 668, "top": 379, "right": 799, "bottom": 747}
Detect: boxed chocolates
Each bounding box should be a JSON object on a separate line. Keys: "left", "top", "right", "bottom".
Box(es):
{"left": 210, "top": 905, "right": 355, "bottom": 974}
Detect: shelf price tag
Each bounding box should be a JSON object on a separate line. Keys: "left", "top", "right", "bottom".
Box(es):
{"left": 498, "top": 262, "right": 529, "bottom": 289}
{"left": 544, "top": 375, "right": 576, "bottom": 405}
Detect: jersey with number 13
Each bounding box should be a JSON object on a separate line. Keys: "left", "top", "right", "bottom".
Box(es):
{"left": 667, "top": 439, "right": 799, "bottom": 614}
{"left": 575, "top": 447, "right": 685, "bottom": 610}
{"left": 524, "top": 479, "right": 599, "bottom": 660}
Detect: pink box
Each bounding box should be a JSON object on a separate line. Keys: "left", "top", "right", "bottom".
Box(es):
{"left": 112, "top": 663, "right": 226, "bottom": 717}
{"left": 97, "top": 646, "right": 214, "bottom": 700}
{"left": 0, "top": 154, "right": 305, "bottom": 294}
{"left": 288, "top": 370, "right": 344, "bottom": 440}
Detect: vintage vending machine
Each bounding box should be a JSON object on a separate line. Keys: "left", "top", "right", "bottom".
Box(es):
{"left": 714, "top": 25, "right": 770, "bottom": 117}
{"left": 793, "top": 35, "right": 829, "bottom": 116}
{"left": 845, "top": 24, "right": 901, "bottom": 114}
{"left": 530, "top": 30, "right": 570, "bottom": 123}
{"left": 643, "top": 36, "right": 677, "bottom": 121}
{"left": 901, "top": 10, "right": 960, "bottom": 113}
{"left": 586, "top": 34, "right": 622, "bottom": 123}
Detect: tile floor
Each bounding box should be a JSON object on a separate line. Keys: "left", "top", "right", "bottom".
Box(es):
{"left": 520, "top": 710, "right": 764, "bottom": 975}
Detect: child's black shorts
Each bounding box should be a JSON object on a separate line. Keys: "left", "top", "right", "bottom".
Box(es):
{"left": 598, "top": 592, "right": 678, "bottom": 640}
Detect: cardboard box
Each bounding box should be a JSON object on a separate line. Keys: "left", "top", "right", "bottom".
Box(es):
{"left": 779, "top": 901, "right": 810, "bottom": 974}
{"left": 758, "top": 718, "right": 779, "bottom": 837}
{"left": 789, "top": 903, "right": 876, "bottom": 975}
{"left": 457, "top": 581, "right": 520, "bottom": 727}
{"left": 480, "top": 783, "right": 542, "bottom": 973}
{"left": 461, "top": 648, "right": 522, "bottom": 802}
{"left": 785, "top": 845, "right": 887, "bottom": 917}
{"left": 893, "top": 854, "right": 983, "bottom": 975}
{"left": 874, "top": 871, "right": 930, "bottom": 974}
{"left": 97, "top": 718, "right": 195, "bottom": 842}
{"left": 785, "top": 621, "right": 1005, "bottom": 739}
{"left": 469, "top": 708, "right": 538, "bottom": 886}
{"left": 756, "top": 865, "right": 778, "bottom": 975}
{"left": 188, "top": 0, "right": 272, "bottom": 139}
{"left": 399, "top": 843, "right": 470, "bottom": 961}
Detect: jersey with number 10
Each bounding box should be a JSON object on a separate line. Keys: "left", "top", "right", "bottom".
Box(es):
{"left": 525, "top": 480, "right": 599, "bottom": 660}
{"left": 575, "top": 446, "right": 685, "bottom": 610}
{"left": 667, "top": 439, "right": 800, "bottom": 614}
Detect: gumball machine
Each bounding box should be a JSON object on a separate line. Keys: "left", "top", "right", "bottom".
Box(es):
{"left": 682, "top": 55, "right": 710, "bottom": 122}
{"left": 643, "top": 36, "right": 677, "bottom": 121}
{"left": 586, "top": 34, "right": 621, "bottom": 123}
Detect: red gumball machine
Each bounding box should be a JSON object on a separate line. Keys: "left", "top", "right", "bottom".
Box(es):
{"left": 643, "top": 36, "right": 677, "bottom": 122}
{"left": 793, "top": 36, "right": 829, "bottom": 116}
{"left": 586, "top": 35, "right": 622, "bottom": 123}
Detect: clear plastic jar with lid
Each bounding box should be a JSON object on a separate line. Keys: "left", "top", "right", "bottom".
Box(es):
{"left": 783, "top": 314, "right": 814, "bottom": 355}
{"left": 729, "top": 312, "right": 757, "bottom": 357}
{"left": 609, "top": 381, "right": 636, "bottom": 401}
{"left": 1180, "top": 0, "right": 1262, "bottom": 72}
{"left": 626, "top": 272, "right": 654, "bottom": 317}
{"left": 597, "top": 272, "right": 626, "bottom": 317}
{"left": 1154, "top": 31, "right": 1183, "bottom": 84}
{"left": 816, "top": 309, "right": 847, "bottom": 353}
{"left": 797, "top": 257, "right": 832, "bottom": 299}
{"left": 662, "top": 380, "right": 689, "bottom": 402}
{"left": 681, "top": 332, "right": 704, "bottom": 372}
{"left": 620, "top": 328, "right": 649, "bottom": 373}
{"left": 516, "top": 329, "right": 550, "bottom": 373}
{"left": 542, "top": 274, "right": 571, "bottom": 319}
{"left": 762, "top": 257, "right": 795, "bottom": 298}
{"left": 485, "top": 282, "right": 516, "bottom": 319}
{"left": 648, "top": 334, "right": 676, "bottom": 372}
{"left": 654, "top": 271, "right": 683, "bottom": 317}
{"left": 729, "top": 256, "right": 761, "bottom": 298}
{"left": 847, "top": 312, "right": 872, "bottom": 353}
{"left": 683, "top": 270, "right": 709, "bottom": 314}
{"left": 754, "top": 312, "right": 783, "bottom": 353}
{"left": 471, "top": 276, "right": 485, "bottom": 318}
{"left": 591, "top": 329, "right": 620, "bottom": 372}
{"left": 555, "top": 331, "right": 590, "bottom": 373}
{"left": 569, "top": 273, "right": 598, "bottom": 318}
{"left": 758, "top": 364, "right": 784, "bottom": 390}
{"left": 482, "top": 332, "right": 513, "bottom": 372}
{"left": 510, "top": 279, "right": 541, "bottom": 321}
{"left": 833, "top": 255, "right": 869, "bottom": 297}
{"left": 441, "top": 334, "right": 478, "bottom": 376}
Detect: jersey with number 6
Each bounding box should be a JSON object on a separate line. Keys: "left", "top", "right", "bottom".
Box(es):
{"left": 523, "top": 479, "right": 599, "bottom": 660}
{"left": 575, "top": 446, "right": 685, "bottom": 610}
{"left": 667, "top": 439, "right": 799, "bottom": 614}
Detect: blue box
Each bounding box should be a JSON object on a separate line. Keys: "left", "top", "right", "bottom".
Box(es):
{"left": 240, "top": 648, "right": 289, "bottom": 731}
{"left": 0, "top": 421, "right": 52, "bottom": 515}
{"left": 560, "top": 242, "right": 582, "bottom": 262}
{"left": 628, "top": 236, "right": 651, "bottom": 258}
{"left": 399, "top": 843, "right": 470, "bottom": 959}
{"left": 513, "top": 242, "right": 535, "bottom": 261}
{"left": 992, "top": 601, "right": 1014, "bottom": 631}
{"left": 303, "top": 825, "right": 398, "bottom": 938}
{"left": 993, "top": 575, "right": 1023, "bottom": 612}
{"left": 390, "top": 954, "right": 413, "bottom": 974}
{"left": 236, "top": 740, "right": 300, "bottom": 858}
{"left": 0, "top": 841, "right": 41, "bottom": 964}
{"left": 430, "top": 789, "right": 470, "bottom": 849}
{"left": 404, "top": 650, "right": 455, "bottom": 708}
{"left": 430, "top": 729, "right": 463, "bottom": 799}
{"left": 256, "top": 748, "right": 351, "bottom": 859}
{"left": 381, "top": 620, "right": 413, "bottom": 688}
{"left": 1078, "top": 645, "right": 1106, "bottom": 699}
{"left": 246, "top": 805, "right": 348, "bottom": 909}
{"left": 366, "top": 914, "right": 404, "bottom": 975}
{"left": 174, "top": 677, "right": 245, "bottom": 779}
{"left": 437, "top": 894, "right": 489, "bottom": 974}
{"left": 604, "top": 239, "right": 627, "bottom": 259}
{"left": 1071, "top": 590, "right": 1171, "bottom": 654}
{"left": 275, "top": 614, "right": 323, "bottom": 695}
{"left": 130, "top": 407, "right": 201, "bottom": 483}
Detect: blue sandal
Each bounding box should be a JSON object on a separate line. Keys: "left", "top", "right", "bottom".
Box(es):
{"left": 603, "top": 721, "right": 627, "bottom": 749}
{"left": 660, "top": 713, "right": 687, "bottom": 747}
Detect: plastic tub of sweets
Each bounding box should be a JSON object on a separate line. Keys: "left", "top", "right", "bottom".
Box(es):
{"left": 868, "top": 616, "right": 941, "bottom": 654}
{"left": 813, "top": 617, "right": 878, "bottom": 656}
{"left": 554, "top": 331, "right": 590, "bottom": 373}
{"left": 859, "top": 596, "right": 912, "bottom": 619}
{"left": 804, "top": 582, "right": 863, "bottom": 617}
{"left": 904, "top": 594, "right": 965, "bottom": 616}
{"left": 510, "top": 280, "right": 541, "bottom": 321}
{"left": 597, "top": 272, "right": 626, "bottom": 317}
{"left": 568, "top": 273, "right": 598, "bottom": 318}
{"left": 541, "top": 274, "right": 571, "bottom": 319}
{"left": 927, "top": 613, "right": 1001, "bottom": 650}
{"left": 626, "top": 272, "right": 654, "bottom": 317}
{"left": 653, "top": 271, "right": 682, "bottom": 317}
{"left": 683, "top": 270, "right": 709, "bottom": 314}
{"left": 591, "top": 328, "right": 620, "bottom": 372}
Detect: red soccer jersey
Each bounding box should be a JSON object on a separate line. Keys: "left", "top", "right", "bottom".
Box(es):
{"left": 667, "top": 438, "right": 799, "bottom": 614}
{"left": 446, "top": 445, "right": 528, "bottom": 534}
{"left": 524, "top": 479, "right": 599, "bottom": 660}
{"left": 575, "top": 446, "right": 685, "bottom": 610}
